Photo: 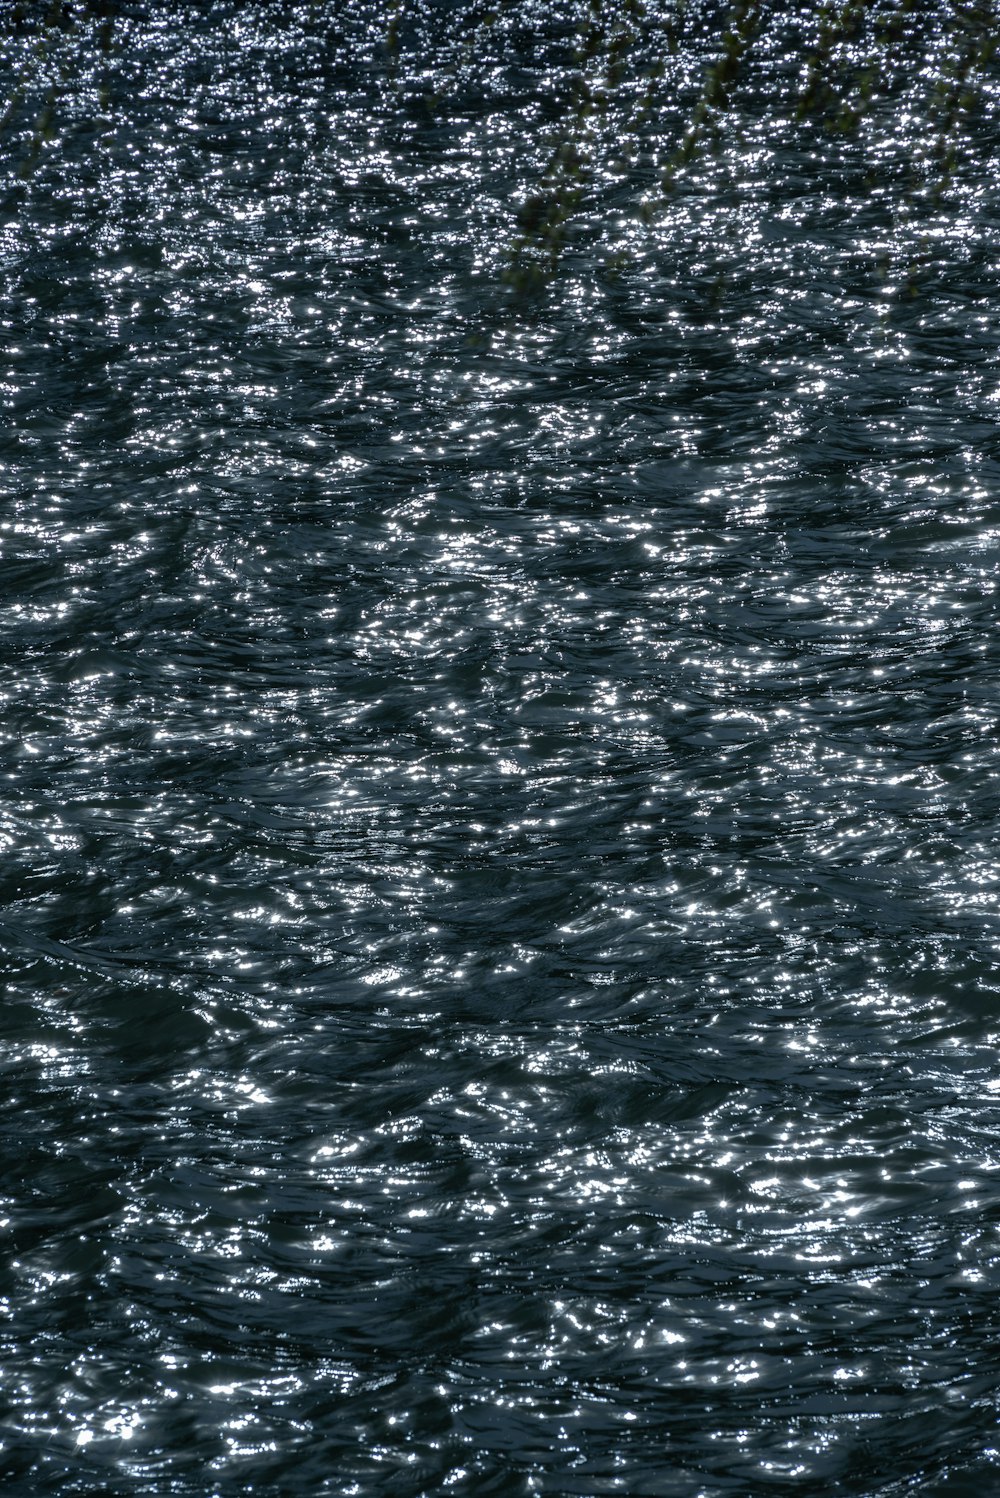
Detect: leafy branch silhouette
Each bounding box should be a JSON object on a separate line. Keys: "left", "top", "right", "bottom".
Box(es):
{"left": 2, "top": 0, "right": 997, "bottom": 284}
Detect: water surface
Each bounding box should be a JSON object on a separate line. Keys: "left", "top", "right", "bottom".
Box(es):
{"left": 2, "top": 3, "right": 1000, "bottom": 1493}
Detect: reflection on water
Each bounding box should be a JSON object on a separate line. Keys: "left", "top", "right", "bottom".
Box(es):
{"left": 2, "top": 2, "right": 1000, "bottom": 1493}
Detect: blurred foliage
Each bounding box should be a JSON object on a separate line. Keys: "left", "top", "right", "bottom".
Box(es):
{"left": 1, "top": 0, "right": 997, "bottom": 281}
{"left": 489, "top": 0, "right": 1000, "bottom": 287}
{"left": 1, "top": 0, "right": 116, "bottom": 177}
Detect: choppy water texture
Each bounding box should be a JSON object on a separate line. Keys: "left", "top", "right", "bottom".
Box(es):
{"left": 2, "top": 2, "right": 1000, "bottom": 1493}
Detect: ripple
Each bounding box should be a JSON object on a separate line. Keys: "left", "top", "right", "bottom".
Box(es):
{"left": 2, "top": 1, "right": 1000, "bottom": 1493}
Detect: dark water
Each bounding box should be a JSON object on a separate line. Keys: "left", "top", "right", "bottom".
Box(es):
{"left": 3, "top": 3, "right": 1000, "bottom": 1492}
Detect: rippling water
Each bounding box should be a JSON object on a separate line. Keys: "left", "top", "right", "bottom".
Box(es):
{"left": 3, "top": 3, "right": 1000, "bottom": 1492}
